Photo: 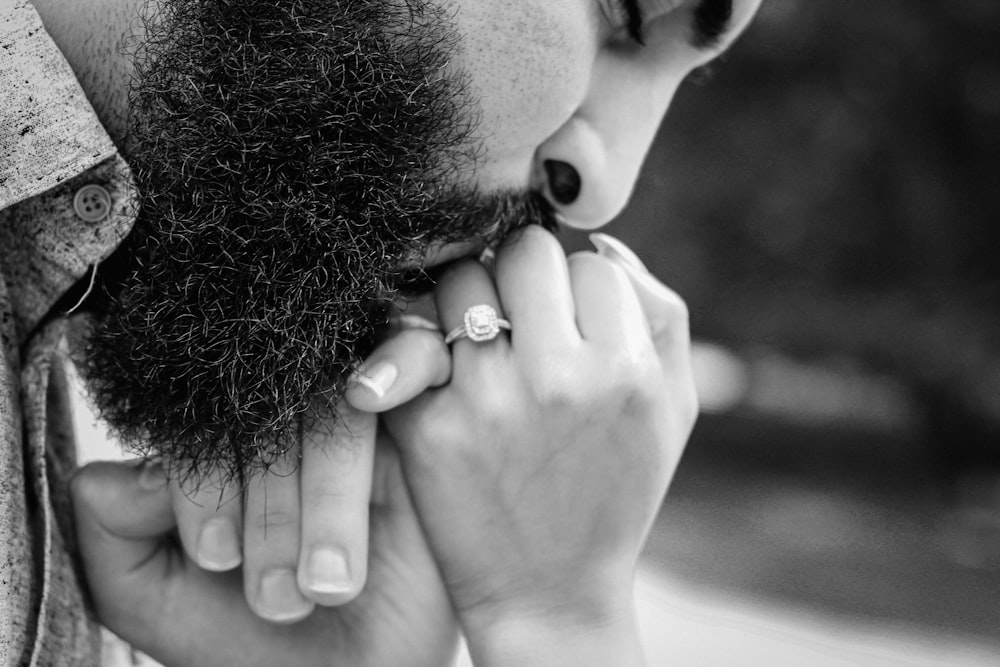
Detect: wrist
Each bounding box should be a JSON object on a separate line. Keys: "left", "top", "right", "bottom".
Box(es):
{"left": 458, "top": 588, "right": 645, "bottom": 667}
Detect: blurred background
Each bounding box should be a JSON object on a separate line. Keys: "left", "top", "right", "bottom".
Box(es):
{"left": 562, "top": 0, "right": 1000, "bottom": 663}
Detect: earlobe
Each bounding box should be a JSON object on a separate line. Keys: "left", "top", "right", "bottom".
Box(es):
{"left": 534, "top": 114, "right": 638, "bottom": 230}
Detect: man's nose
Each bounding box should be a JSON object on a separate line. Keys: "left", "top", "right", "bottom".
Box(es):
{"left": 534, "top": 53, "right": 688, "bottom": 230}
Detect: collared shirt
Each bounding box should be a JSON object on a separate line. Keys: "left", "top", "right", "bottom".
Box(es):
{"left": 1, "top": 1, "right": 136, "bottom": 664}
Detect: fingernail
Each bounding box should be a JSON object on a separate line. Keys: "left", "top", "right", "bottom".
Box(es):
{"left": 478, "top": 246, "right": 497, "bottom": 272}
{"left": 303, "top": 547, "right": 353, "bottom": 595}
{"left": 589, "top": 233, "right": 649, "bottom": 274}
{"left": 137, "top": 458, "right": 167, "bottom": 490}
{"left": 354, "top": 362, "right": 398, "bottom": 399}
{"left": 257, "top": 568, "right": 314, "bottom": 623}
{"left": 195, "top": 517, "right": 242, "bottom": 571}
{"left": 544, "top": 160, "right": 581, "bottom": 205}
{"left": 478, "top": 246, "right": 496, "bottom": 265}
{"left": 391, "top": 314, "right": 440, "bottom": 332}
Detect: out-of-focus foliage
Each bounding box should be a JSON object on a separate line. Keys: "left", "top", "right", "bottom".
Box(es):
{"left": 616, "top": 0, "right": 1000, "bottom": 446}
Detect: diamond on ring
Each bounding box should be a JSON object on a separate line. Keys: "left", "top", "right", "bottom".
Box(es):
{"left": 444, "top": 304, "right": 511, "bottom": 345}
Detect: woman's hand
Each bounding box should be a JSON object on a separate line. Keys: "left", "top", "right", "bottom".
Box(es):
{"left": 383, "top": 228, "right": 698, "bottom": 666}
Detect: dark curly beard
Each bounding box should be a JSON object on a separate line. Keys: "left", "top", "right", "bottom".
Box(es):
{"left": 81, "top": 0, "right": 555, "bottom": 484}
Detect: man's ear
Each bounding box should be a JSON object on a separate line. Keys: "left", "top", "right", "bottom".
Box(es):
{"left": 532, "top": 0, "right": 763, "bottom": 230}
{"left": 533, "top": 51, "right": 689, "bottom": 230}
{"left": 538, "top": 2, "right": 746, "bottom": 233}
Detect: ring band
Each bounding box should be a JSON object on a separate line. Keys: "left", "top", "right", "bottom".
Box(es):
{"left": 444, "top": 304, "right": 511, "bottom": 345}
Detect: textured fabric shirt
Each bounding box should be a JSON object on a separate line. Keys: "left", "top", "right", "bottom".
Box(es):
{"left": 1, "top": 1, "right": 136, "bottom": 664}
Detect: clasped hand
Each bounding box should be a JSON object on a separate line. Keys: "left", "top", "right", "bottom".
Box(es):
{"left": 71, "top": 228, "right": 697, "bottom": 666}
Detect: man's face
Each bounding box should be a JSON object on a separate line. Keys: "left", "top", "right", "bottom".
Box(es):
{"left": 83, "top": 0, "right": 760, "bottom": 480}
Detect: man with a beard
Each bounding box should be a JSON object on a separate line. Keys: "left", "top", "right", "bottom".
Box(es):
{"left": 2, "top": 0, "right": 761, "bottom": 664}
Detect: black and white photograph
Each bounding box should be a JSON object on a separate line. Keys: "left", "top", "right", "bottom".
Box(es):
{"left": 2, "top": 0, "right": 997, "bottom": 665}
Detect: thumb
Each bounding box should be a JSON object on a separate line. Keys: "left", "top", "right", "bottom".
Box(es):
{"left": 71, "top": 460, "right": 177, "bottom": 622}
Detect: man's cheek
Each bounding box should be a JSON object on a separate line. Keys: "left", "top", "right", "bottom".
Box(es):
{"left": 453, "top": 0, "right": 595, "bottom": 184}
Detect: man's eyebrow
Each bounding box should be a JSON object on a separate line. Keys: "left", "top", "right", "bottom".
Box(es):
{"left": 691, "top": 0, "right": 733, "bottom": 50}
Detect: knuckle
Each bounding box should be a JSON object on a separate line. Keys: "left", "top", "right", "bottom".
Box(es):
{"left": 68, "top": 464, "right": 102, "bottom": 509}
{"left": 647, "top": 289, "right": 691, "bottom": 347}
{"left": 528, "top": 354, "right": 657, "bottom": 413}
{"left": 71, "top": 461, "right": 143, "bottom": 515}
{"left": 410, "top": 326, "right": 446, "bottom": 356}
{"left": 660, "top": 289, "right": 690, "bottom": 328}
{"left": 386, "top": 326, "right": 441, "bottom": 363}
{"left": 306, "top": 486, "right": 351, "bottom": 507}
{"left": 249, "top": 505, "right": 298, "bottom": 534}
{"left": 411, "top": 329, "right": 451, "bottom": 373}
{"left": 614, "top": 360, "right": 671, "bottom": 422}
{"left": 606, "top": 349, "right": 657, "bottom": 393}
{"left": 616, "top": 377, "right": 657, "bottom": 419}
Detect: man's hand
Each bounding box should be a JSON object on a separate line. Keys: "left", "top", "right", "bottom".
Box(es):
{"left": 165, "top": 322, "right": 450, "bottom": 622}
{"left": 382, "top": 228, "right": 698, "bottom": 666}
{"left": 71, "top": 423, "right": 459, "bottom": 667}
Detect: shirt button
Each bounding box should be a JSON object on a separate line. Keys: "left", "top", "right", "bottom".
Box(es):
{"left": 73, "top": 184, "right": 112, "bottom": 223}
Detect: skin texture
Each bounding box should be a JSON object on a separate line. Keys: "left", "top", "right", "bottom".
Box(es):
{"left": 33, "top": 0, "right": 762, "bottom": 631}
